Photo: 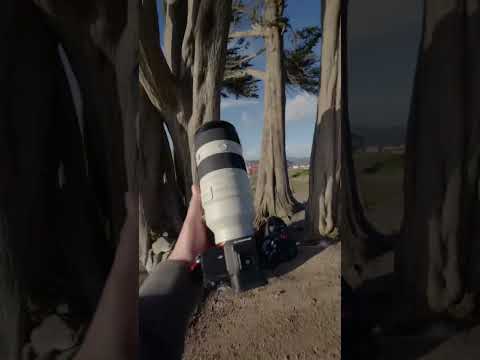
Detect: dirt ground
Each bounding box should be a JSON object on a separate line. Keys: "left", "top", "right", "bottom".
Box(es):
{"left": 183, "top": 171, "right": 341, "bottom": 360}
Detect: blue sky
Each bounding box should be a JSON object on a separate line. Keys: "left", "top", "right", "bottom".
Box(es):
{"left": 158, "top": 1, "right": 321, "bottom": 160}
{"left": 158, "top": 0, "right": 422, "bottom": 158}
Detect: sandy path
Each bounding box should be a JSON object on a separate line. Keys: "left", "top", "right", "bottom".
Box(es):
{"left": 183, "top": 242, "right": 341, "bottom": 360}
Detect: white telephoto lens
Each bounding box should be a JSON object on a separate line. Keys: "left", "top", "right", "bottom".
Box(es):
{"left": 194, "top": 121, "right": 255, "bottom": 245}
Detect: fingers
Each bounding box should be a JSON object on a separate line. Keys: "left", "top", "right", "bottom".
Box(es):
{"left": 191, "top": 184, "right": 200, "bottom": 198}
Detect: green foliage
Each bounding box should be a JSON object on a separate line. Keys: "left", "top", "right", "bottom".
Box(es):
{"left": 225, "top": 2, "right": 321, "bottom": 98}
{"left": 222, "top": 46, "right": 261, "bottom": 98}
{"left": 285, "top": 26, "right": 322, "bottom": 95}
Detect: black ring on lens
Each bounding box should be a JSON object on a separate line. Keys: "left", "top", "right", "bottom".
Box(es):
{"left": 194, "top": 121, "right": 241, "bottom": 151}
{"left": 197, "top": 153, "right": 246, "bottom": 180}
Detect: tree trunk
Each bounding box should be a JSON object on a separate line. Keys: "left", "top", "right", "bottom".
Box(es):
{"left": 254, "top": 0, "right": 299, "bottom": 226}
{"left": 397, "top": 0, "right": 480, "bottom": 318}
{"left": 138, "top": 87, "right": 185, "bottom": 268}
{"left": 36, "top": 7, "right": 128, "bottom": 247}
{"left": 163, "top": 0, "right": 193, "bottom": 202}
{"left": 140, "top": 0, "right": 231, "bottom": 262}
{"left": 0, "top": 4, "right": 23, "bottom": 360}
{"left": 186, "top": 0, "right": 233, "bottom": 183}
{"left": 304, "top": 0, "right": 342, "bottom": 242}
{"left": 1, "top": 2, "right": 123, "bottom": 356}
{"left": 115, "top": 0, "right": 139, "bottom": 192}
{"left": 339, "top": 0, "right": 387, "bottom": 287}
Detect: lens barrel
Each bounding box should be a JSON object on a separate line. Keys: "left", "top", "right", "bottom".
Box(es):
{"left": 194, "top": 121, "right": 266, "bottom": 292}
{"left": 194, "top": 121, "right": 255, "bottom": 245}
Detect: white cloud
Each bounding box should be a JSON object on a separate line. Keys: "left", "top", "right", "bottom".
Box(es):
{"left": 221, "top": 98, "right": 260, "bottom": 110}
{"left": 286, "top": 143, "right": 312, "bottom": 158}
{"left": 285, "top": 92, "right": 317, "bottom": 122}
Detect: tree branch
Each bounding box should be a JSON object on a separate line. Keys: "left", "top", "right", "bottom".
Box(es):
{"left": 228, "top": 48, "right": 265, "bottom": 67}
{"left": 139, "top": 39, "right": 178, "bottom": 113}
{"left": 140, "top": 0, "right": 178, "bottom": 113}
{"left": 225, "top": 68, "right": 266, "bottom": 80}
{"left": 229, "top": 24, "right": 266, "bottom": 38}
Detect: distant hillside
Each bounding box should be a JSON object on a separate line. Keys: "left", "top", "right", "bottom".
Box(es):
{"left": 246, "top": 157, "right": 310, "bottom": 165}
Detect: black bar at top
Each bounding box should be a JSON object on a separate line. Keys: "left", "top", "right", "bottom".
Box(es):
{"left": 194, "top": 121, "right": 241, "bottom": 151}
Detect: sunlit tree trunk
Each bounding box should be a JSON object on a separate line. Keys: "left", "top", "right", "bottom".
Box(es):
{"left": 304, "top": 0, "right": 342, "bottom": 242}
{"left": 140, "top": 0, "right": 232, "bottom": 262}
{"left": 254, "top": 0, "right": 300, "bottom": 226}
{"left": 143, "top": 0, "right": 232, "bottom": 185}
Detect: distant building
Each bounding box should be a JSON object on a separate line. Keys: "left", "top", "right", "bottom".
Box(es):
{"left": 247, "top": 163, "right": 258, "bottom": 176}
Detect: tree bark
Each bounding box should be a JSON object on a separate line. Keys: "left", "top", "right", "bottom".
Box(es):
{"left": 397, "top": 0, "right": 480, "bottom": 318}
{"left": 35, "top": 2, "right": 128, "bottom": 246}
{"left": 1, "top": 2, "right": 125, "bottom": 357}
{"left": 186, "top": 0, "right": 233, "bottom": 183}
{"left": 304, "top": 0, "right": 342, "bottom": 242}
{"left": 254, "top": 0, "right": 300, "bottom": 226}
{"left": 163, "top": 0, "right": 193, "bottom": 202}
{"left": 115, "top": 0, "right": 139, "bottom": 192}
{"left": 138, "top": 87, "right": 185, "bottom": 268}
{"left": 141, "top": 0, "right": 178, "bottom": 115}
{"left": 338, "top": 0, "right": 387, "bottom": 287}
{"left": 140, "top": 0, "right": 231, "bottom": 262}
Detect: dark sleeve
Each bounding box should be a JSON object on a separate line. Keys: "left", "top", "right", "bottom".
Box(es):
{"left": 139, "top": 260, "right": 202, "bottom": 360}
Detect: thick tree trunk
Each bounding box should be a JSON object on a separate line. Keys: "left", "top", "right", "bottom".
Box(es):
{"left": 0, "top": 4, "right": 22, "bottom": 360}
{"left": 1, "top": 1, "right": 133, "bottom": 356}
{"left": 1, "top": 2, "right": 124, "bottom": 357}
{"left": 339, "top": 0, "right": 386, "bottom": 287}
{"left": 141, "top": 0, "right": 231, "bottom": 264}
{"left": 36, "top": 8, "right": 128, "bottom": 247}
{"left": 186, "top": 0, "right": 233, "bottom": 183}
{"left": 304, "top": 0, "right": 342, "bottom": 242}
{"left": 397, "top": 0, "right": 480, "bottom": 318}
{"left": 115, "top": 0, "right": 139, "bottom": 192}
{"left": 138, "top": 87, "right": 185, "bottom": 268}
{"left": 0, "top": 4, "right": 68, "bottom": 357}
{"left": 164, "top": 0, "right": 193, "bottom": 202}
{"left": 254, "top": 0, "right": 299, "bottom": 226}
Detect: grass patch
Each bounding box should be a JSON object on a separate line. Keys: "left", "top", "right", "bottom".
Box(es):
{"left": 361, "top": 153, "right": 404, "bottom": 175}
{"left": 291, "top": 169, "right": 310, "bottom": 178}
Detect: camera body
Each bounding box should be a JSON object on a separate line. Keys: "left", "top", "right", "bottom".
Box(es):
{"left": 194, "top": 121, "right": 266, "bottom": 292}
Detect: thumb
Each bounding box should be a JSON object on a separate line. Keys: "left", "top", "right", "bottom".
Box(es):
{"left": 186, "top": 185, "right": 203, "bottom": 219}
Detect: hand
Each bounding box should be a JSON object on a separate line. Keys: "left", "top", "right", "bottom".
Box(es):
{"left": 169, "top": 185, "right": 210, "bottom": 263}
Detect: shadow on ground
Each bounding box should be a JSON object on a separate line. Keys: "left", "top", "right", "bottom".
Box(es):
{"left": 342, "top": 265, "right": 480, "bottom": 360}
{"left": 263, "top": 218, "right": 339, "bottom": 279}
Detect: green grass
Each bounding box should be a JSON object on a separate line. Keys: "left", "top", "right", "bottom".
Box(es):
{"left": 353, "top": 151, "right": 405, "bottom": 233}
{"left": 248, "top": 169, "right": 309, "bottom": 199}
{"left": 354, "top": 152, "right": 404, "bottom": 175}
{"left": 291, "top": 169, "right": 310, "bottom": 178}
{"left": 362, "top": 153, "right": 404, "bottom": 176}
